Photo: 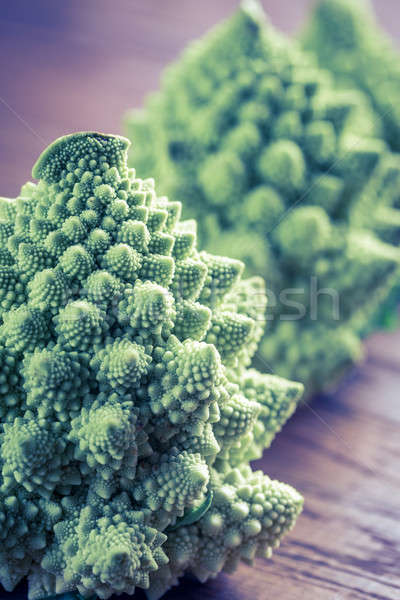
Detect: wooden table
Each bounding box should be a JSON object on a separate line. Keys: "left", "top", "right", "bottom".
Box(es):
{"left": 0, "top": 2, "right": 399, "bottom": 599}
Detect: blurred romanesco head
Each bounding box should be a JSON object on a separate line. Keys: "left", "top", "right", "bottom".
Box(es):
{"left": 301, "top": 0, "right": 400, "bottom": 153}
{"left": 301, "top": 0, "right": 400, "bottom": 327}
{"left": 0, "top": 132, "right": 303, "bottom": 600}
{"left": 125, "top": 0, "right": 400, "bottom": 396}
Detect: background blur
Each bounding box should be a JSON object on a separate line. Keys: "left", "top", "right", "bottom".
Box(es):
{"left": 0, "top": 0, "right": 399, "bottom": 197}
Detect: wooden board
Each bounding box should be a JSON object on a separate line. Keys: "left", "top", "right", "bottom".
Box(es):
{"left": 0, "top": 2, "right": 399, "bottom": 599}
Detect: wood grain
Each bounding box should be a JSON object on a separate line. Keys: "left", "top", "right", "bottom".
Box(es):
{"left": 0, "top": 2, "right": 400, "bottom": 599}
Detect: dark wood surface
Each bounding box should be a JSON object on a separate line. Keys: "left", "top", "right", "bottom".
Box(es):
{"left": 1, "top": 2, "right": 400, "bottom": 599}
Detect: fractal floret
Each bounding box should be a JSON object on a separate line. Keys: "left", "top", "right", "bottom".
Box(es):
{"left": 125, "top": 0, "right": 400, "bottom": 396}
{"left": 301, "top": 0, "right": 400, "bottom": 153}
{"left": 301, "top": 0, "right": 400, "bottom": 327}
{"left": 0, "top": 132, "right": 303, "bottom": 600}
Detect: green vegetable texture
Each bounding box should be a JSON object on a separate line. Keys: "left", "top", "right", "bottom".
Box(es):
{"left": 301, "top": 0, "right": 400, "bottom": 328}
{"left": 125, "top": 1, "right": 400, "bottom": 394}
{"left": 124, "top": 0, "right": 400, "bottom": 397}
{"left": 0, "top": 132, "right": 303, "bottom": 600}
{"left": 301, "top": 0, "right": 400, "bottom": 153}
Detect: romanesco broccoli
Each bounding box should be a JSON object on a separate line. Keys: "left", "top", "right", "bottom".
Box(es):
{"left": 301, "top": 0, "right": 400, "bottom": 153}
{"left": 0, "top": 131, "right": 303, "bottom": 600}
{"left": 301, "top": 0, "right": 400, "bottom": 328}
{"left": 124, "top": 0, "right": 400, "bottom": 396}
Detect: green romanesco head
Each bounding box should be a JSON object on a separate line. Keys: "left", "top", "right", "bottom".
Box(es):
{"left": 124, "top": 0, "right": 400, "bottom": 397}
{"left": 301, "top": 0, "right": 400, "bottom": 153}
{"left": 0, "top": 131, "right": 303, "bottom": 600}
{"left": 301, "top": 0, "right": 400, "bottom": 328}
